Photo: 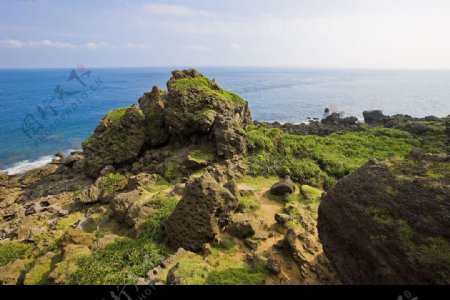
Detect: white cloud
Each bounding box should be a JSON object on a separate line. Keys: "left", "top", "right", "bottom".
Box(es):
{"left": 0, "top": 39, "right": 27, "bottom": 48}
{"left": 229, "top": 43, "right": 241, "bottom": 50}
{"left": 0, "top": 39, "right": 114, "bottom": 49}
{"left": 143, "top": 3, "right": 214, "bottom": 17}
{"left": 125, "top": 43, "right": 152, "bottom": 49}
{"left": 181, "top": 44, "right": 211, "bottom": 51}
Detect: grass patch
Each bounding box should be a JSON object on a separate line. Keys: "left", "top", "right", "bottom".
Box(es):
{"left": 236, "top": 175, "right": 279, "bottom": 190}
{"left": 239, "top": 194, "right": 261, "bottom": 212}
{"left": 99, "top": 173, "right": 127, "bottom": 195}
{"left": 168, "top": 76, "right": 246, "bottom": 106}
{"left": 105, "top": 107, "right": 128, "bottom": 124}
{"left": 245, "top": 124, "right": 422, "bottom": 189}
{"left": 67, "top": 195, "right": 179, "bottom": 284}
{"left": 0, "top": 241, "right": 33, "bottom": 267}
{"left": 143, "top": 179, "right": 172, "bottom": 193}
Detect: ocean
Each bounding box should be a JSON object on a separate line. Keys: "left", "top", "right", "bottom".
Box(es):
{"left": 1, "top": 67, "right": 450, "bottom": 175}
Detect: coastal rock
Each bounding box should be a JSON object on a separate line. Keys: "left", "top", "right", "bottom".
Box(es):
{"left": 363, "top": 110, "right": 385, "bottom": 125}
{"left": 318, "top": 156, "right": 450, "bottom": 284}
{"left": 138, "top": 86, "right": 169, "bottom": 147}
{"left": 270, "top": 176, "right": 295, "bottom": 196}
{"left": 82, "top": 104, "right": 146, "bottom": 177}
{"left": 227, "top": 213, "right": 257, "bottom": 238}
{"left": 165, "top": 172, "right": 239, "bottom": 252}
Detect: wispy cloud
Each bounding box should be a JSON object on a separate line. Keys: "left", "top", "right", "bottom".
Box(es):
{"left": 181, "top": 44, "right": 212, "bottom": 51}
{"left": 0, "top": 39, "right": 114, "bottom": 49}
{"left": 125, "top": 43, "right": 152, "bottom": 49}
{"left": 143, "top": 3, "right": 214, "bottom": 17}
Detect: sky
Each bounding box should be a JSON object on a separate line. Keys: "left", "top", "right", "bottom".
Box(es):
{"left": 1, "top": 0, "right": 450, "bottom": 69}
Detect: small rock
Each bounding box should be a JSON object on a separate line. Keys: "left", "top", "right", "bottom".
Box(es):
{"left": 202, "top": 243, "right": 212, "bottom": 256}
{"left": 227, "top": 213, "right": 256, "bottom": 239}
{"left": 270, "top": 176, "right": 295, "bottom": 196}
{"left": 244, "top": 238, "right": 259, "bottom": 251}
{"left": 267, "top": 258, "right": 282, "bottom": 275}
{"left": 25, "top": 228, "right": 46, "bottom": 243}
{"left": 100, "top": 165, "right": 115, "bottom": 176}
{"left": 58, "top": 209, "right": 70, "bottom": 217}
{"left": 275, "top": 213, "right": 293, "bottom": 225}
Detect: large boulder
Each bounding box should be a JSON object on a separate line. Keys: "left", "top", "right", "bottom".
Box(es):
{"left": 318, "top": 156, "right": 450, "bottom": 284}
{"left": 362, "top": 110, "right": 385, "bottom": 125}
{"left": 165, "top": 172, "right": 239, "bottom": 252}
{"left": 164, "top": 69, "right": 252, "bottom": 140}
{"left": 82, "top": 105, "right": 146, "bottom": 177}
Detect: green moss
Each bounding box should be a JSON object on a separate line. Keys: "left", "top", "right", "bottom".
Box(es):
{"left": 236, "top": 175, "right": 279, "bottom": 190}
{"left": 172, "top": 257, "right": 211, "bottom": 285}
{"left": 55, "top": 212, "right": 84, "bottom": 230}
{"left": 168, "top": 76, "right": 246, "bottom": 105}
{"left": 370, "top": 206, "right": 395, "bottom": 225}
{"left": 188, "top": 149, "right": 214, "bottom": 164}
{"left": 164, "top": 161, "right": 181, "bottom": 182}
{"left": 0, "top": 241, "right": 33, "bottom": 267}
{"left": 143, "top": 179, "right": 172, "bottom": 193}
{"left": 425, "top": 162, "right": 450, "bottom": 180}
{"left": 239, "top": 194, "right": 261, "bottom": 212}
{"left": 205, "top": 257, "right": 268, "bottom": 285}
{"left": 245, "top": 125, "right": 421, "bottom": 189}
{"left": 67, "top": 195, "right": 179, "bottom": 284}
{"left": 99, "top": 173, "right": 127, "bottom": 195}
{"left": 105, "top": 107, "right": 128, "bottom": 124}
{"left": 24, "top": 255, "right": 55, "bottom": 285}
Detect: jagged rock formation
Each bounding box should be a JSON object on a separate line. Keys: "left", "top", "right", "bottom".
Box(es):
{"left": 83, "top": 105, "right": 146, "bottom": 177}
{"left": 83, "top": 69, "right": 252, "bottom": 177}
{"left": 318, "top": 155, "right": 450, "bottom": 284}
{"left": 165, "top": 172, "right": 239, "bottom": 252}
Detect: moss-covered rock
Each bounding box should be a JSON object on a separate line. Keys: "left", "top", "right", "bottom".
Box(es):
{"left": 318, "top": 155, "right": 450, "bottom": 284}
{"left": 83, "top": 104, "right": 146, "bottom": 177}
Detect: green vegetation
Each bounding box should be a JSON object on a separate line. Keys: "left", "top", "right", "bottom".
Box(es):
{"left": 245, "top": 124, "right": 425, "bottom": 189}
{"left": 236, "top": 175, "right": 279, "bottom": 190}
{"left": 425, "top": 162, "right": 450, "bottom": 180}
{"left": 206, "top": 258, "right": 267, "bottom": 285}
{"left": 238, "top": 194, "right": 261, "bottom": 212}
{"left": 164, "top": 161, "right": 181, "bottom": 182}
{"left": 99, "top": 173, "right": 127, "bottom": 195}
{"left": 188, "top": 149, "right": 214, "bottom": 164}
{"left": 0, "top": 241, "right": 33, "bottom": 267}
{"left": 168, "top": 76, "right": 246, "bottom": 105}
{"left": 67, "top": 195, "right": 179, "bottom": 284}
{"left": 105, "top": 107, "right": 128, "bottom": 124}
{"left": 143, "top": 179, "right": 172, "bottom": 193}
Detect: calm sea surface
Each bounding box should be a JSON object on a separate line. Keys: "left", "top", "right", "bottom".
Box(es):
{"left": 1, "top": 67, "right": 449, "bottom": 174}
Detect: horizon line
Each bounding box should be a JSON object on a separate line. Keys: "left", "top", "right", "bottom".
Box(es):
{"left": 2, "top": 65, "right": 450, "bottom": 71}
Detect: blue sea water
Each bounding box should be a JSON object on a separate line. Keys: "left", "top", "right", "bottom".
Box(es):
{"left": 1, "top": 67, "right": 450, "bottom": 174}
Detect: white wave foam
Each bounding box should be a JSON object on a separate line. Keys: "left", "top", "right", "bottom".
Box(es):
{"left": 2, "top": 149, "right": 78, "bottom": 176}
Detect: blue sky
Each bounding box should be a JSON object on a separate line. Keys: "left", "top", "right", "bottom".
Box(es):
{"left": 1, "top": 0, "right": 450, "bottom": 68}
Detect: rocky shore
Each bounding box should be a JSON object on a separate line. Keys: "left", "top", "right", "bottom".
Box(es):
{"left": 0, "top": 69, "right": 448, "bottom": 285}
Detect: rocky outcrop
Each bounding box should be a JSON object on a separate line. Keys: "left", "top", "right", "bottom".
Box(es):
{"left": 165, "top": 172, "right": 239, "bottom": 252}
{"left": 318, "top": 155, "right": 450, "bottom": 284}
{"left": 82, "top": 69, "right": 252, "bottom": 177}
{"left": 83, "top": 105, "right": 146, "bottom": 177}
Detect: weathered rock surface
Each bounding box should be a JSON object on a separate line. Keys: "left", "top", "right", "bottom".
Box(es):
{"left": 270, "top": 176, "right": 295, "bottom": 196}
{"left": 362, "top": 110, "right": 385, "bottom": 124}
{"left": 83, "top": 69, "right": 252, "bottom": 178}
{"left": 318, "top": 156, "right": 450, "bottom": 284}
{"left": 83, "top": 105, "right": 146, "bottom": 177}
{"left": 165, "top": 172, "right": 239, "bottom": 252}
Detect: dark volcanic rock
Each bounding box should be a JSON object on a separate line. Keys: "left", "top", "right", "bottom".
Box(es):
{"left": 83, "top": 105, "right": 146, "bottom": 177}
{"left": 318, "top": 156, "right": 450, "bottom": 284}
{"left": 270, "top": 176, "right": 295, "bottom": 196}
{"left": 363, "top": 110, "right": 385, "bottom": 124}
{"left": 165, "top": 172, "right": 239, "bottom": 252}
